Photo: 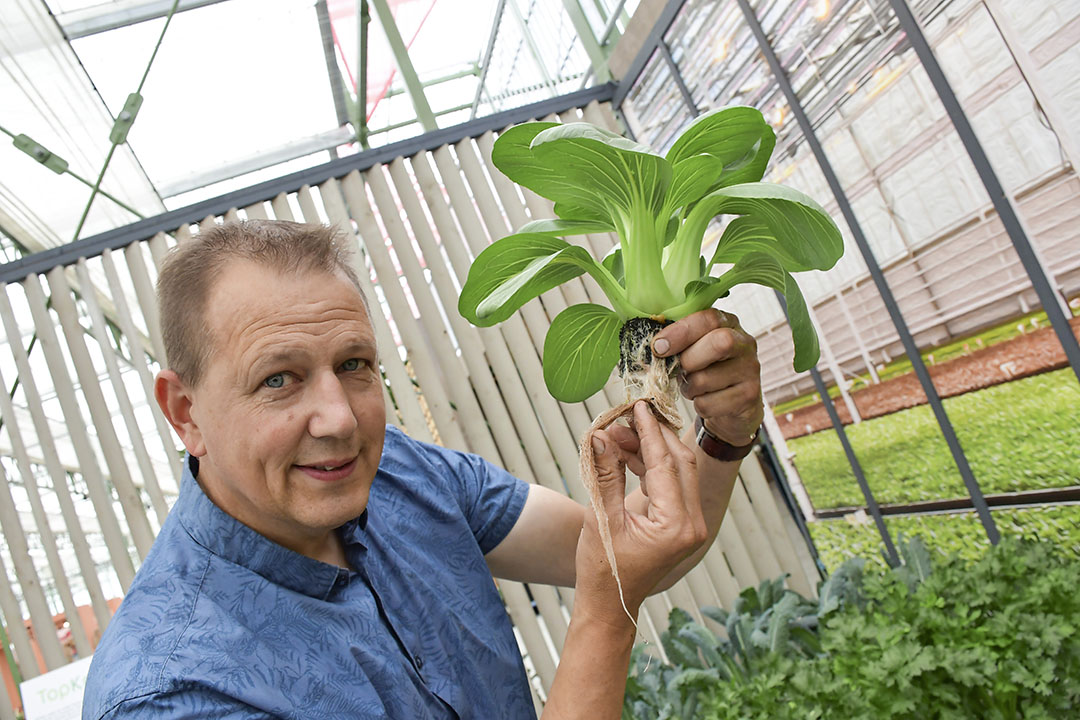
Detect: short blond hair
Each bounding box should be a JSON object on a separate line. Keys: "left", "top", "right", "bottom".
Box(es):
{"left": 157, "top": 220, "right": 366, "bottom": 386}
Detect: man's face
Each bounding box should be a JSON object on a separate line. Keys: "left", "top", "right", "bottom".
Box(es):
{"left": 183, "top": 260, "right": 386, "bottom": 552}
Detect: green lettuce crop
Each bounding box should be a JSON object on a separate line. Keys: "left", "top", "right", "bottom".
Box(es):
{"left": 458, "top": 106, "right": 845, "bottom": 403}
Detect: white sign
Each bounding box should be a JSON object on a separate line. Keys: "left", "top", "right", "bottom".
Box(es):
{"left": 19, "top": 656, "right": 93, "bottom": 720}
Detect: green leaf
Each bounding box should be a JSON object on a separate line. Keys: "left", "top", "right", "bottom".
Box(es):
{"left": 767, "top": 594, "right": 800, "bottom": 654}
{"left": 519, "top": 217, "right": 613, "bottom": 236}
{"left": 673, "top": 251, "right": 786, "bottom": 316}
{"left": 668, "top": 153, "right": 725, "bottom": 210}
{"left": 717, "top": 124, "right": 776, "bottom": 188}
{"left": 530, "top": 123, "right": 671, "bottom": 218}
{"left": 602, "top": 246, "right": 625, "bottom": 286}
{"left": 553, "top": 201, "right": 612, "bottom": 225}
{"left": 458, "top": 233, "right": 629, "bottom": 326}
{"left": 779, "top": 272, "right": 819, "bottom": 373}
{"left": 790, "top": 625, "right": 823, "bottom": 656}
{"left": 542, "top": 304, "right": 622, "bottom": 402}
{"left": 695, "top": 183, "right": 844, "bottom": 273}
{"left": 491, "top": 121, "right": 563, "bottom": 194}
{"left": 672, "top": 252, "right": 820, "bottom": 371}
{"left": 666, "top": 106, "right": 768, "bottom": 167}
{"left": 702, "top": 606, "right": 729, "bottom": 626}
{"left": 677, "top": 623, "right": 724, "bottom": 669}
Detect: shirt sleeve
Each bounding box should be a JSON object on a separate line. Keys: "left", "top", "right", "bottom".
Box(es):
{"left": 97, "top": 689, "right": 280, "bottom": 720}
{"left": 381, "top": 426, "right": 529, "bottom": 554}
{"left": 455, "top": 451, "right": 530, "bottom": 554}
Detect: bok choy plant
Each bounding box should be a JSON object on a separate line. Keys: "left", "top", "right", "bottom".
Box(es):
{"left": 459, "top": 106, "right": 844, "bottom": 406}
{"left": 458, "top": 107, "right": 844, "bottom": 620}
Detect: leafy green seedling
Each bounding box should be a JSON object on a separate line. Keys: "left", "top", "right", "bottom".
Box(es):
{"left": 458, "top": 107, "right": 844, "bottom": 622}
{"left": 459, "top": 106, "right": 844, "bottom": 404}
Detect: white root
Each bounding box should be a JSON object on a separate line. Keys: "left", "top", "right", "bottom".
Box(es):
{"left": 578, "top": 354, "right": 683, "bottom": 626}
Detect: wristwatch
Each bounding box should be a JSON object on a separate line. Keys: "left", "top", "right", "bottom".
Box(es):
{"left": 694, "top": 416, "right": 760, "bottom": 462}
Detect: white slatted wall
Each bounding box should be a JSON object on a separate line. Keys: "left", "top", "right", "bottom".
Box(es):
{"left": 0, "top": 100, "right": 819, "bottom": 715}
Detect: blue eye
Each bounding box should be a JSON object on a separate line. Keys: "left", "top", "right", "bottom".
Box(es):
{"left": 341, "top": 358, "right": 361, "bottom": 371}
{"left": 263, "top": 373, "right": 285, "bottom": 388}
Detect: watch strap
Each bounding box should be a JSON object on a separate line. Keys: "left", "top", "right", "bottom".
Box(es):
{"left": 694, "top": 416, "right": 759, "bottom": 462}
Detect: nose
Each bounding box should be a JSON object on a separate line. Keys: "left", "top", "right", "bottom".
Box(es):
{"left": 307, "top": 371, "right": 359, "bottom": 440}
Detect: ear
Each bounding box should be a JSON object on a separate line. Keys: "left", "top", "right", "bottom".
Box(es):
{"left": 155, "top": 370, "right": 206, "bottom": 457}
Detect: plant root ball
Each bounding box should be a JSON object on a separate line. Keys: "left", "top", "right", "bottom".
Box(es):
{"left": 617, "top": 317, "right": 682, "bottom": 431}
{"left": 618, "top": 317, "right": 677, "bottom": 376}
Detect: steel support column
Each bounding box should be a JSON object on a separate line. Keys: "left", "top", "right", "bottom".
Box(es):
{"left": 369, "top": 0, "right": 437, "bottom": 132}
{"left": 758, "top": 425, "right": 824, "bottom": 570}
{"left": 776, "top": 292, "right": 898, "bottom": 564}
{"left": 886, "top": 0, "right": 1080, "bottom": 385}
{"left": 735, "top": 0, "right": 1000, "bottom": 543}
{"left": 611, "top": 0, "right": 688, "bottom": 108}
{"left": 314, "top": 0, "right": 350, "bottom": 129}
{"left": 358, "top": 0, "right": 371, "bottom": 147}
{"left": 657, "top": 41, "right": 698, "bottom": 115}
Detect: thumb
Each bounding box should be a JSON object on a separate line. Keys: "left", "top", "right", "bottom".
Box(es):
{"left": 591, "top": 430, "right": 627, "bottom": 527}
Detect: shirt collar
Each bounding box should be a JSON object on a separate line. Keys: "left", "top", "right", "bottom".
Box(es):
{"left": 175, "top": 455, "right": 368, "bottom": 599}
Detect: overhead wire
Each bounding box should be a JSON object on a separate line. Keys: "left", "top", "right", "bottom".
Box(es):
{"left": 0, "top": 121, "right": 144, "bottom": 219}
{"left": 70, "top": 0, "right": 182, "bottom": 242}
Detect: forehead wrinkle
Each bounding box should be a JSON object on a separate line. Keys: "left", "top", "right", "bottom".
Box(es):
{"left": 204, "top": 263, "right": 374, "bottom": 378}
{"left": 235, "top": 315, "right": 374, "bottom": 367}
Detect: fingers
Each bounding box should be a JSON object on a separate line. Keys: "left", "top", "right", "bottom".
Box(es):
{"left": 590, "top": 429, "right": 627, "bottom": 525}
{"left": 677, "top": 324, "right": 757, "bottom": 375}
{"left": 680, "top": 354, "right": 762, "bottom": 409}
{"left": 633, "top": 402, "right": 698, "bottom": 518}
{"left": 653, "top": 308, "right": 762, "bottom": 448}
{"left": 689, "top": 379, "right": 763, "bottom": 425}
{"left": 652, "top": 308, "right": 741, "bottom": 361}
{"left": 605, "top": 423, "right": 641, "bottom": 454}
{"left": 605, "top": 423, "right": 646, "bottom": 477}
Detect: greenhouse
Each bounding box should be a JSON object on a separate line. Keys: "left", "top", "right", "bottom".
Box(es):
{"left": 0, "top": 0, "right": 1077, "bottom": 717}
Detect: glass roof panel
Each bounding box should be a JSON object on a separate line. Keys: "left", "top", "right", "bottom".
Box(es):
{"left": 70, "top": 0, "right": 340, "bottom": 194}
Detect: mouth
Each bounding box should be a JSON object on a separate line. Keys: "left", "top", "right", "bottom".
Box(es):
{"left": 295, "top": 456, "right": 359, "bottom": 482}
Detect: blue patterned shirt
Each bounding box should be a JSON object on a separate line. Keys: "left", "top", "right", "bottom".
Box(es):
{"left": 83, "top": 426, "right": 534, "bottom": 719}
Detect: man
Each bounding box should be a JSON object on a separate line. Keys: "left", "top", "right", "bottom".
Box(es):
{"left": 83, "top": 220, "right": 764, "bottom": 719}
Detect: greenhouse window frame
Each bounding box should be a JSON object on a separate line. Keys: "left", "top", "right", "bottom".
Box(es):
{"left": 0, "top": 82, "right": 616, "bottom": 285}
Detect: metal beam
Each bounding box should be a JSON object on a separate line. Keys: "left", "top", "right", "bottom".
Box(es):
{"left": 472, "top": 0, "right": 510, "bottom": 119}
{"left": 57, "top": 0, "right": 233, "bottom": 40}
{"left": 157, "top": 126, "right": 356, "bottom": 198}
{"left": 560, "top": 0, "right": 611, "bottom": 82}
{"left": 599, "top": 0, "right": 629, "bottom": 45}
{"left": 612, "top": 0, "right": 688, "bottom": 108}
{"left": 735, "top": 0, "right": 1000, "bottom": 544}
{"left": 367, "top": 102, "right": 473, "bottom": 136}
{"left": 775, "top": 291, "right": 897, "bottom": 564}
{"left": 657, "top": 40, "right": 698, "bottom": 116}
{"left": 0, "top": 83, "right": 616, "bottom": 284}
{"left": 358, "top": 0, "right": 370, "bottom": 148}
{"left": 757, "top": 429, "right": 822, "bottom": 567}
{"left": 387, "top": 66, "right": 479, "bottom": 98}
{"left": 886, "top": 0, "right": 1080, "bottom": 386}
{"left": 369, "top": 0, "right": 437, "bottom": 132}
{"left": 314, "top": 0, "right": 350, "bottom": 129}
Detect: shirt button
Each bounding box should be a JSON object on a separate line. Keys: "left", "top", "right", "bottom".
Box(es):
{"left": 414, "top": 655, "right": 424, "bottom": 670}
